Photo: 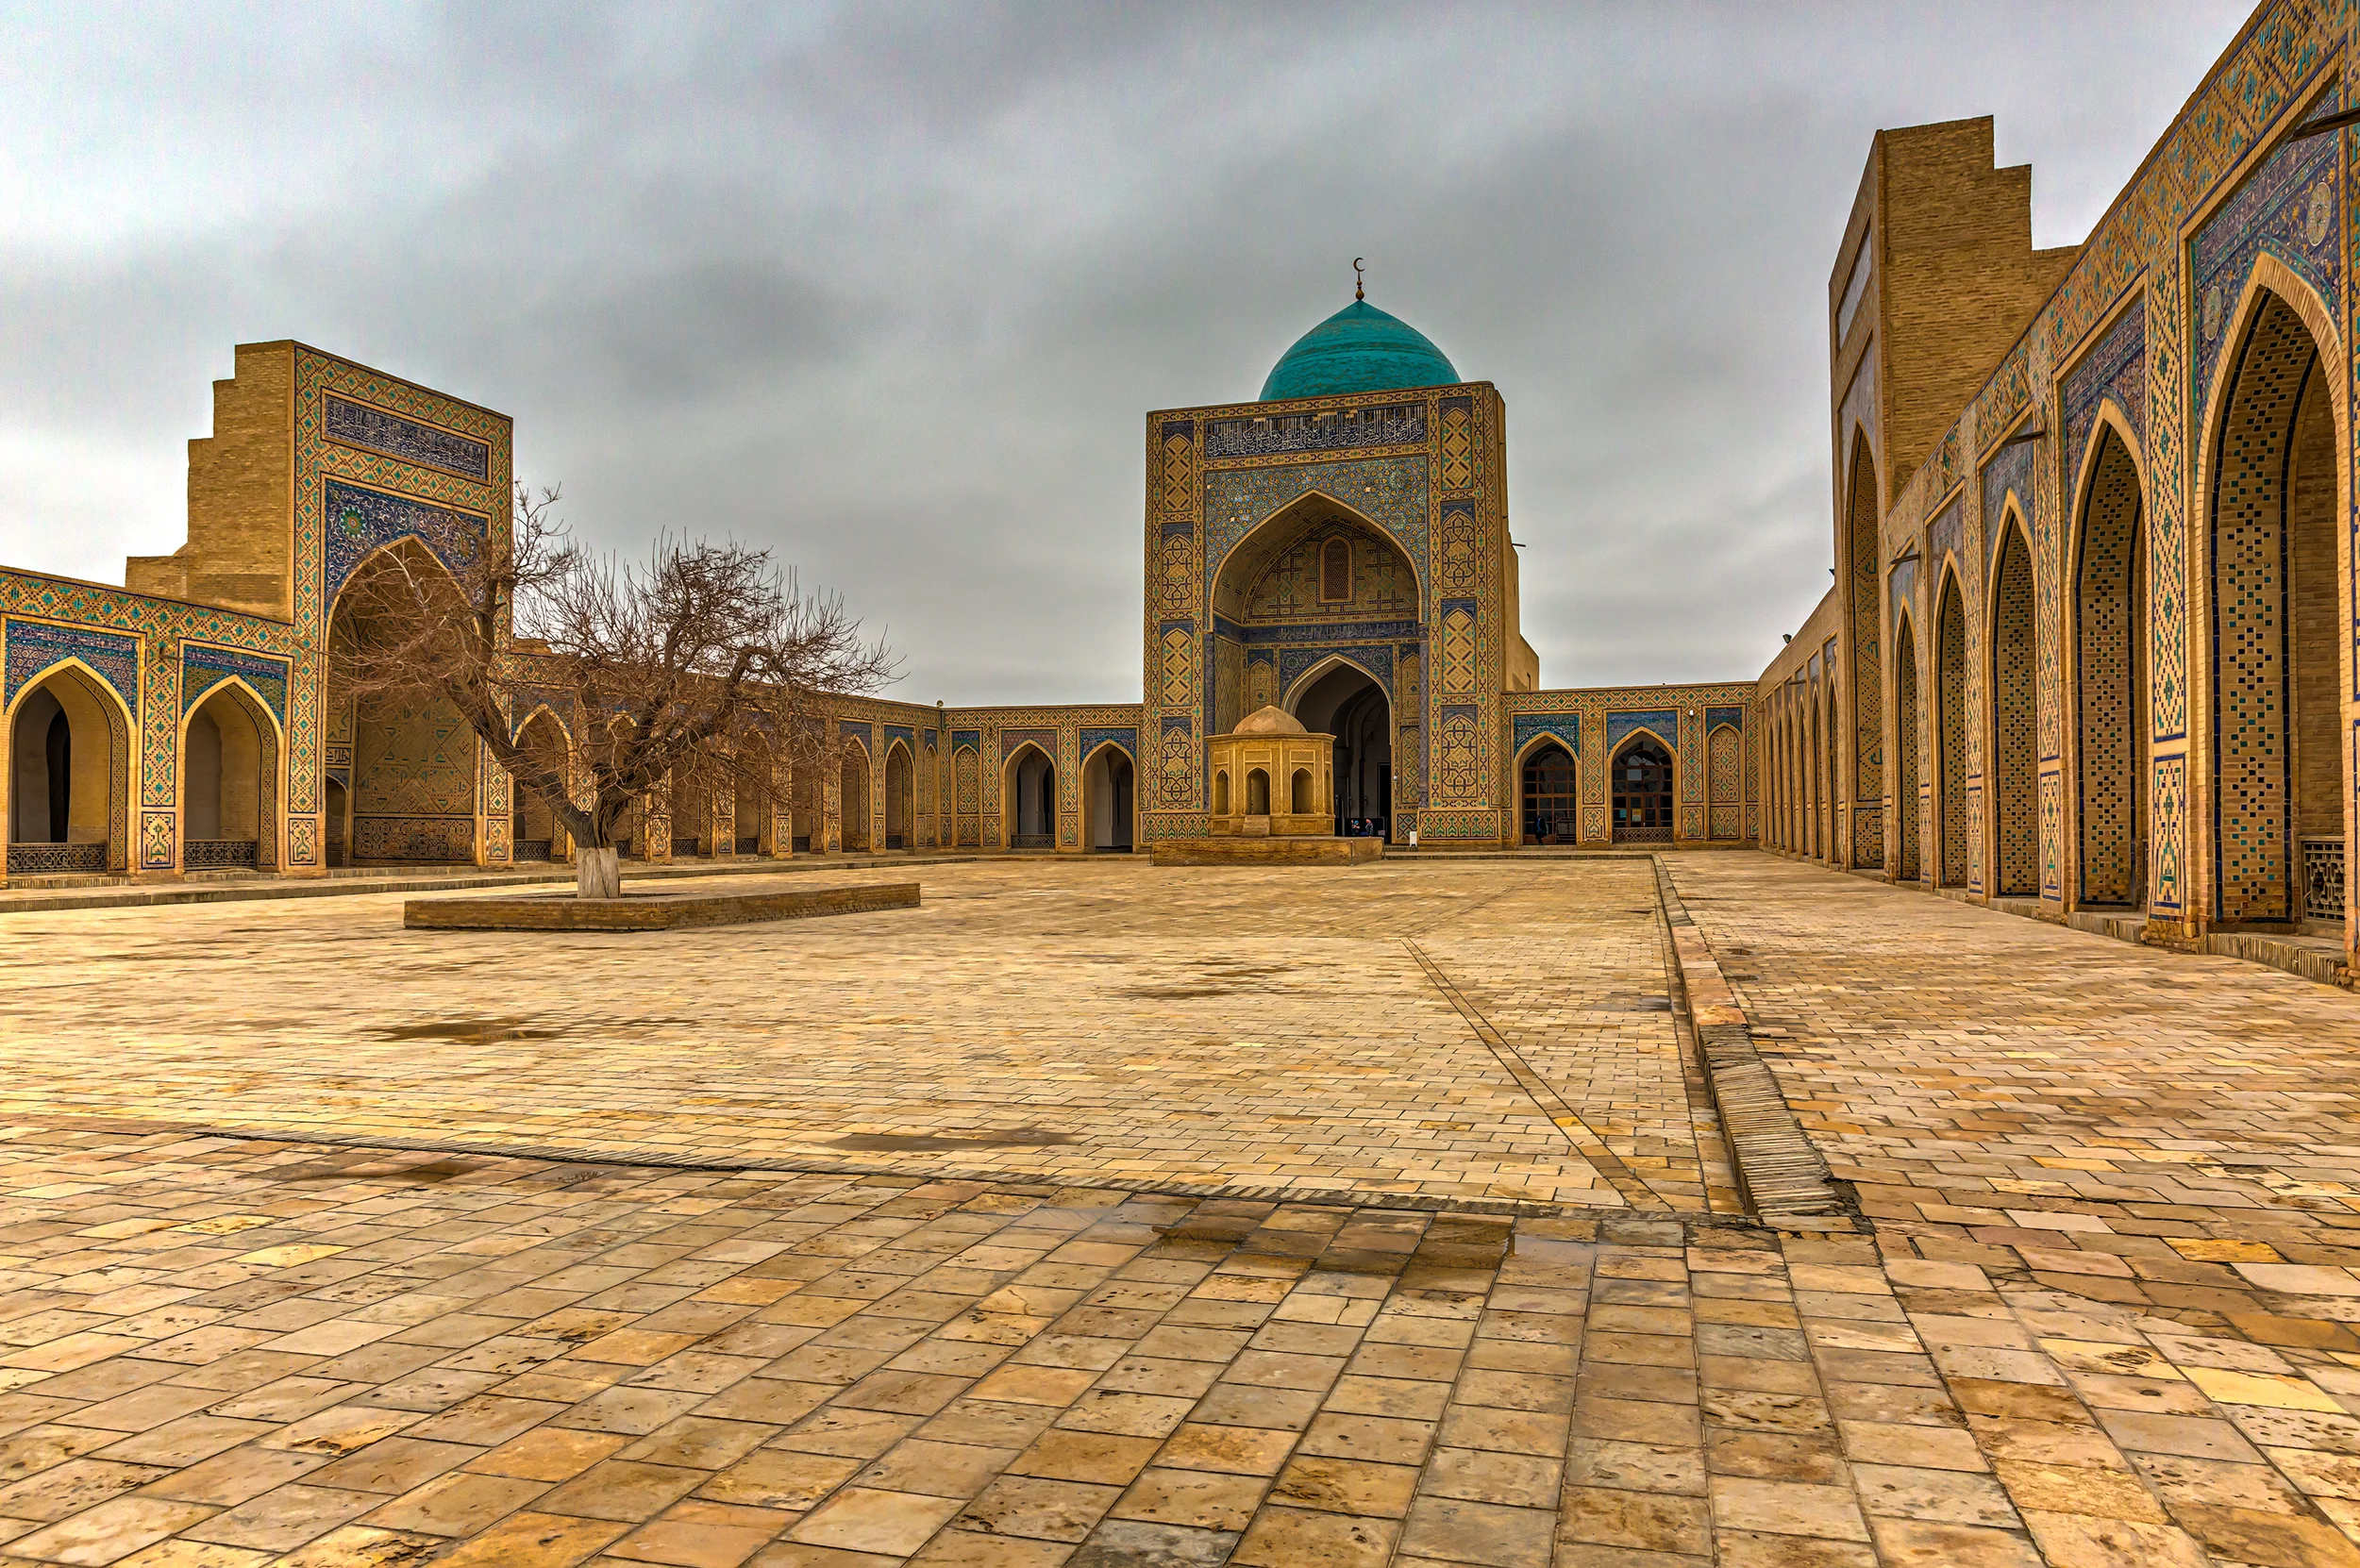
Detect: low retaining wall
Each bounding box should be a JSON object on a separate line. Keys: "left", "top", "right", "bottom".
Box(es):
{"left": 1150, "top": 838, "right": 1383, "bottom": 867}
{"left": 407, "top": 881, "right": 921, "bottom": 931}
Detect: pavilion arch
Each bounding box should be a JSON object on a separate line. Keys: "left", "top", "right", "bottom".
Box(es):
{"left": 6, "top": 659, "right": 133, "bottom": 876}
{"left": 1512, "top": 731, "right": 1580, "bottom": 845}
{"left": 1985, "top": 509, "right": 2039, "bottom": 897}
{"left": 2198, "top": 265, "right": 2352, "bottom": 932}
{"left": 2066, "top": 413, "right": 2149, "bottom": 909}
{"left": 1892, "top": 609, "right": 1924, "bottom": 882}
{"left": 1081, "top": 740, "right": 1136, "bottom": 852}
{"left": 1933, "top": 567, "right": 1969, "bottom": 888}
{"left": 181, "top": 676, "right": 282, "bottom": 873}
{"left": 1002, "top": 741, "right": 1055, "bottom": 850}
{"left": 1843, "top": 426, "right": 1883, "bottom": 868}
{"left": 1821, "top": 679, "right": 1839, "bottom": 859}
{"left": 1610, "top": 727, "right": 1676, "bottom": 844}
{"left": 838, "top": 735, "right": 872, "bottom": 853}
{"left": 509, "top": 706, "right": 572, "bottom": 862}
{"left": 883, "top": 738, "right": 913, "bottom": 851}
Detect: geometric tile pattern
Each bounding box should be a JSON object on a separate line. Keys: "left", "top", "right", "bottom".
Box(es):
{"left": 2209, "top": 296, "right": 2315, "bottom": 923}
{"left": 1894, "top": 619, "right": 1922, "bottom": 880}
{"left": 2075, "top": 431, "right": 2145, "bottom": 906}
{"left": 1992, "top": 523, "right": 2039, "bottom": 897}
{"left": 1936, "top": 574, "right": 1968, "bottom": 886}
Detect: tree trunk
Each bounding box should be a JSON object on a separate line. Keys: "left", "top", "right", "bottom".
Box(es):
{"left": 577, "top": 846, "right": 622, "bottom": 899}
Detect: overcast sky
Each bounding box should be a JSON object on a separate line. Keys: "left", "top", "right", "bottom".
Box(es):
{"left": 0, "top": 1, "right": 2251, "bottom": 703}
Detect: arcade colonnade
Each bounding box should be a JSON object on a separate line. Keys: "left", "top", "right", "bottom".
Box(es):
{"left": 1754, "top": 31, "right": 2359, "bottom": 964}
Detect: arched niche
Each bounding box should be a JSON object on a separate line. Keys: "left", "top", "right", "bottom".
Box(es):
{"left": 1002, "top": 742, "right": 1054, "bottom": 849}
{"left": 2204, "top": 282, "right": 2348, "bottom": 930}
{"left": 510, "top": 708, "right": 571, "bottom": 862}
{"left": 1610, "top": 731, "right": 1675, "bottom": 844}
{"left": 1210, "top": 493, "right": 1417, "bottom": 739}
{"left": 2070, "top": 421, "right": 2148, "bottom": 909}
{"left": 1082, "top": 742, "right": 1135, "bottom": 852}
{"left": 884, "top": 741, "right": 913, "bottom": 851}
{"left": 183, "top": 678, "right": 281, "bottom": 873}
{"left": 1291, "top": 658, "right": 1391, "bottom": 838}
{"left": 1515, "top": 735, "right": 1578, "bottom": 845}
{"left": 7, "top": 662, "right": 131, "bottom": 876}
{"left": 1933, "top": 570, "right": 1968, "bottom": 888}
{"left": 327, "top": 539, "right": 479, "bottom": 865}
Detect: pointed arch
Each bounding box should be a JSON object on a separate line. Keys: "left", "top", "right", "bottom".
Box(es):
{"left": 1081, "top": 740, "right": 1136, "bottom": 852}
{"left": 1211, "top": 489, "right": 1422, "bottom": 615}
{"left": 883, "top": 737, "right": 914, "bottom": 851}
{"left": 1610, "top": 729, "right": 1676, "bottom": 843}
{"left": 181, "top": 675, "right": 283, "bottom": 873}
{"left": 1001, "top": 741, "right": 1056, "bottom": 850}
{"left": 1984, "top": 507, "right": 2038, "bottom": 897}
{"left": 2201, "top": 269, "right": 2350, "bottom": 929}
{"left": 2068, "top": 419, "right": 2148, "bottom": 908}
{"left": 1933, "top": 567, "right": 1969, "bottom": 887}
{"left": 1844, "top": 426, "right": 1883, "bottom": 868}
{"left": 838, "top": 733, "right": 872, "bottom": 853}
{"left": 1514, "top": 732, "right": 1580, "bottom": 845}
{"left": 1893, "top": 609, "right": 1923, "bottom": 882}
{"left": 1280, "top": 651, "right": 1388, "bottom": 713}
{"left": 6, "top": 658, "right": 135, "bottom": 876}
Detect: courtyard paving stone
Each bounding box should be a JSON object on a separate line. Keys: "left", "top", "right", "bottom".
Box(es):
{"left": 5, "top": 852, "right": 2360, "bottom": 1561}
{"left": 0, "top": 859, "right": 1725, "bottom": 1211}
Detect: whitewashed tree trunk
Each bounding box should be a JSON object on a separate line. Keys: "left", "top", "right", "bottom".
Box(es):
{"left": 577, "top": 846, "right": 622, "bottom": 899}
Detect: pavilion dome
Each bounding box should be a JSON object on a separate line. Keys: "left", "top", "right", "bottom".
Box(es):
{"left": 1258, "top": 298, "right": 1460, "bottom": 402}
{"left": 1233, "top": 706, "right": 1307, "bottom": 735}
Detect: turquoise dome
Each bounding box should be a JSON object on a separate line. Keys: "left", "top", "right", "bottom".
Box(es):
{"left": 1258, "top": 298, "right": 1459, "bottom": 402}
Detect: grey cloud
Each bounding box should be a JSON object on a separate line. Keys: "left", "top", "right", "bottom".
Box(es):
{"left": 0, "top": 1, "right": 2252, "bottom": 699}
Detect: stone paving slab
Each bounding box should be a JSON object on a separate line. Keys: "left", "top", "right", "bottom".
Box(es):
{"left": 4, "top": 1129, "right": 2360, "bottom": 1564}
{"left": 12, "top": 853, "right": 2360, "bottom": 1560}
{"left": 1661, "top": 853, "right": 2360, "bottom": 1241}
{"left": 0, "top": 860, "right": 1726, "bottom": 1210}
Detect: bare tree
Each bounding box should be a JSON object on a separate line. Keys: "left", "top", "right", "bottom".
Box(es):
{"left": 333, "top": 485, "right": 898, "bottom": 896}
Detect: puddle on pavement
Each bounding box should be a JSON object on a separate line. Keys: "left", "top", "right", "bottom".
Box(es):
{"left": 277, "top": 1157, "right": 487, "bottom": 1184}
{"left": 829, "top": 1127, "right": 1077, "bottom": 1152}
{"left": 377, "top": 1018, "right": 561, "bottom": 1045}
{"left": 1121, "top": 960, "right": 1294, "bottom": 1000}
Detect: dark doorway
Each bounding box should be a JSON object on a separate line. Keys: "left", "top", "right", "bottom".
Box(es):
{"left": 1521, "top": 742, "right": 1577, "bottom": 844}
{"left": 1612, "top": 738, "right": 1674, "bottom": 842}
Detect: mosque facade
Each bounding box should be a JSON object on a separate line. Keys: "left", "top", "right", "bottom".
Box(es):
{"left": 0, "top": 0, "right": 2351, "bottom": 971}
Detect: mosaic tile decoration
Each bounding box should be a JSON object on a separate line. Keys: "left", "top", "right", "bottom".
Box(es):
{"left": 2076, "top": 431, "right": 2146, "bottom": 905}
{"left": 4, "top": 620, "right": 139, "bottom": 721}
{"left": 1000, "top": 727, "right": 1056, "bottom": 763}
{"left": 1079, "top": 726, "right": 1136, "bottom": 761}
{"left": 1993, "top": 525, "right": 2040, "bottom": 897}
{"left": 2192, "top": 87, "right": 2342, "bottom": 425}
{"left": 325, "top": 394, "right": 492, "bottom": 482}
{"left": 1937, "top": 575, "right": 1969, "bottom": 887}
{"left": 1202, "top": 402, "right": 1425, "bottom": 460}
{"left": 1607, "top": 709, "right": 1678, "bottom": 750}
{"left": 1895, "top": 617, "right": 1922, "bottom": 881}
{"left": 1513, "top": 712, "right": 1579, "bottom": 759}
{"left": 1706, "top": 706, "right": 1745, "bottom": 731}
{"left": 2210, "top": 295, "right": 2314, "bottom": 922}
{"left": 1201, "top": 457, "right": 1430, "bottom": 603}
{"left": 1280, "top": 645, "right": 1392, "bottom": 707}
{"left": 180, "top": 644, "right": 290, "bottom": 726}
{"left": 321, "top": 480, "right": 484, "bottom": 607}
{"left": 2061, "top": 296, "right": 2148, "bottom": 492}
